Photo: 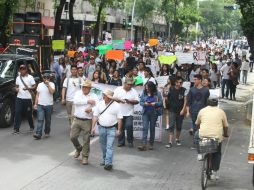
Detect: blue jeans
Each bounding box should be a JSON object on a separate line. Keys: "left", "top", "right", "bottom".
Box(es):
{"left": 98, "top": 125, "right": 116, "bottom": 165}
{"left": 118, "top": 116, "right": 133, "bottom": 145}
{"left": 221, "top": 79, "right": 229, "bottom": 98}
{"left": 191, "top": 112, "right": 198, "bottom": 132}
{"left": 142, "top": 110, "right": 158, "bottom": 145}
{"left": 35, "top": 105, "right": 53, "bottom": 136}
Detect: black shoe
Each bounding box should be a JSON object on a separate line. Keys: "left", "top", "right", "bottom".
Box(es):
{"left": 33, "top": 134, "right": 41, "bottom": 140}
{"left": 128, "top": 143, "right": 134, "bottom": 148}
{"left": 117, "top": 144, "right": 125, "bottom": 147}
{"left": 100, "top": 162, "right": 105, "bottom": 166}
{"left": 104, "top": 165, "right": 112, "bottom": 171}
{"left": 12, "top": 130, "right": 19, "bottom": 135}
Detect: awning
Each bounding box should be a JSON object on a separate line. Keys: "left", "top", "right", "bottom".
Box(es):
{"left": 42, "top": 16, "right": 55, "bottom": 29}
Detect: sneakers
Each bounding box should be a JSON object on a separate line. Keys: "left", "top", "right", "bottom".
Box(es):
{"left": 12, "top": 130, "right": 19, "bottom": 135}
{"left": 176, "top": 139, "right": 181, "bottom": 146}
{"left": 33, "top": 133, "right": 41, "bottom": 140}
{"left": 81, "top": 158, "right": 88, "bottom": 165}
{"left": 210, "top": 170, "right": 219, "bottom": 180}
{"left": 104, "top": 164, "right": 113, "bottom": 171}
{"left": 165, "top": 125, "right": 170, "bottom": 130}
{"left": 165, "top": 143, "right": 172, "bottom": 148}
{"left": 44, "top": 134, "right": 50, "bottom": 138}
{"left": 74, "top": 148, "right": 82, "bottom": 159}
{"left": 138, "top": 145, "right": 147, "bottom": 151}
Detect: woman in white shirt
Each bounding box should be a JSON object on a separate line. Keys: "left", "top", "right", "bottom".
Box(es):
{"left": 143, "top": 67, "right": 157, "bottom": 86}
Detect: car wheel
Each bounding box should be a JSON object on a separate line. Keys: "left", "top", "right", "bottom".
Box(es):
{"left": 0, "top": 99, "right": 14, "bottom": 128}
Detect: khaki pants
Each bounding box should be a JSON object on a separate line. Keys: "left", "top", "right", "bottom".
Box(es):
{"left": 70, "top": 118, "right": 92, "bottom": 159}
{"left": 66, "top": 101, "right": 74, "bottom": 125}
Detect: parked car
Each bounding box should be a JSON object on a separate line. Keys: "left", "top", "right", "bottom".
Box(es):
{"left": 0, "top": 54, "right": 42, "bottom": 128}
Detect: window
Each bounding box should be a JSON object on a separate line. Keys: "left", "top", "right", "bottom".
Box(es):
{"left": 0, "top": 60, "right": 15, "bottom": 78}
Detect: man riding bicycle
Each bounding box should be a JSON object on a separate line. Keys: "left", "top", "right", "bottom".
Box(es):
{"left": 195, "top": 98, "right": 229, "bottom": 180}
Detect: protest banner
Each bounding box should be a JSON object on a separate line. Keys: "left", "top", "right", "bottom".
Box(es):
{"left": 149, "top": 39, "right": 159, "bottom": 47}
{"left": 105, "top": 50, "right": 124, "bottom": 60}
{"left": 193, "top": 51, "right": 206, "bottom": 65}
{"left": 112, "top": 40, "right": 124, "bottom": 50}
{"left": 159, "top": 55, "right": 176, "bottom": 65}
{"left": 175, "top": 52, "right": 194, "bottom": 65}
{"left": 91, "top": 83, "right": 163, "bottom": 142}
{"left": 97, "top": 44, "right": 113, "bottom": 55}
{"left": 52, "top": 40, "right": 65, "bottom": 50}
{"left": 67, "top": 50, "right": 76, "bottom": 58}
{"left": 156, "top": 76, "right": 169, "bottom": 88}
{"left": 124, "top": 40, "right": 132, "bottom": 50}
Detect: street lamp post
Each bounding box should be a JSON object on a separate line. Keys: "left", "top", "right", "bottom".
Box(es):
{"left": 130, "top": 0, "right": 137, "bottom": 41}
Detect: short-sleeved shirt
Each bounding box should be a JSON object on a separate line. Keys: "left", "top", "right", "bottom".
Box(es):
{"left": 93, "top": 101, "right": 123, "bottom": 127}
{"left": 16, "top": 74, "right": 36, "bottom": 99}
{"left": 196, "top": 106, "right": 228, "bottom": 142}
{"left": 168, "top": 86, "right": 186, "bottom": 113}
{"left": 187, "top": 86, "right": 210, "bottom": 114}
{"left": 113, "top": 87, "right": 139, "bottom": 116}
{"left": 63, "top": 77, "right": 81, "bottom": 101}
{"left": 37, "top": 82, "right": 55, "bottom": 106}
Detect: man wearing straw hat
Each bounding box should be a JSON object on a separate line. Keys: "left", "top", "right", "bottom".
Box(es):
{"left": 70, "top": 80, "right": 98, "bottom": 165}
{"left": 92, "top": 89, "right": 122, "bottom": 170}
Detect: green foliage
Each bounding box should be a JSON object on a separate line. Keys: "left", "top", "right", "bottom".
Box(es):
{"left": 199, "top": 0, "right": 242, "bottom": 39}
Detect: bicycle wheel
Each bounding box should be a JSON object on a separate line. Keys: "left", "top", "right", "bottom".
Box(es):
{"left": 201, "top": 155, "right": 209, "bottom": 190}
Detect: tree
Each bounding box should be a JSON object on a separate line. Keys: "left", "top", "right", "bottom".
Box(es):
{"left": 0, "top": 0, "right": 18, "bottom": 46}
{"left": 53, "top": 0, "right": 66, "bottom": 40}
{"left": 135, "top": 0, "right": 158, "bottom": 40}
{"left": 88, "top": 0, "right": 125, "bottom": 45}
{"left": 236, "top": 0, "right": 254, "bottom": 56}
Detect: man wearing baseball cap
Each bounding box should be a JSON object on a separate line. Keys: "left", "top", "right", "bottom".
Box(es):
{"left": 92, "top": 89, "right": 123, "bottom": 170}
{"left": 13, "top": 64, "right": 36, "bottom": 134}
{"left": 33, "top": 73, "right": 55, "bottom": 139}
{"left": 70, "top": 80, "right": 99, "bottom": 165}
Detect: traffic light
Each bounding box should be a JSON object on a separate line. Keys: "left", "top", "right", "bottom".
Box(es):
{"left": 128, "top": 15, "right": 132, "bottom": 28}
{"left": 224, "top": 4, "right": 237, "bottom": 10}
{"left": 123, "top": 18, "right": 126, "bottom": 29}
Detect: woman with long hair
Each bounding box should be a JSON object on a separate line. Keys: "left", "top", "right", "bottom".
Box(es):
{"left": 143, "top": 67, "right": 157, "bottom": 85}
{"left": 138, "top": 81, "right": 163, "bottom": 151}
{"left": 160, "top": 64, "right": 170, "bottom": 76}
{"left": 203, "top": 77, "right": 212, "bottom": 89}
{"left": 92, "top": 70, "right": 105, "bottom": 84}
{"left": 109, "top": 70, "right": 122, "bottom": 86}
{"left": 228, "top": 62, "right": 239, "bottom": 100}
{"left": 209, "top": 63, "right": 218, "bottom": 88}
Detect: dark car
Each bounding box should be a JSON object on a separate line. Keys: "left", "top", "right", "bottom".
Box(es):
{"left": 0, "top": 54, "right": 42, "bottom": 128}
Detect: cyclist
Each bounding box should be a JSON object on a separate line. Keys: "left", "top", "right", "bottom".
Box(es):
{"left": 195, "top": 97, "right": 229, "bottom": 180}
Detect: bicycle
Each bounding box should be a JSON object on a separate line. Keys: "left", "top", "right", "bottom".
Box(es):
{"left": 197, "top": 137, "right": 219, "bottom": 190}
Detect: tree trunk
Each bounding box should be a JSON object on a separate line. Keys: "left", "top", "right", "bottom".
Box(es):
{"left": 0, "top": 0, "right": 17, "bottom": 46}
{"left": 94, "top": 2, "right": 104, "bottom": 46}
{"left": 69, "top": 0, "right": 76, "bottom": 44}
{"left": 53, "top": 0, "right": 66, "bottom": 40}
{"left": 247, "top": 35, "right": 254, "bottom": 58}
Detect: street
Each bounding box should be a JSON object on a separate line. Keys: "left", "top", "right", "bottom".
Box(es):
{"left": 0, "top": 76, "right": 253, "bottom": 190}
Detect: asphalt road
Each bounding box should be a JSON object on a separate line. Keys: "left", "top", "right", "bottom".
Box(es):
{"left": 0, "top": 81, "right": 253, "bottom": 190}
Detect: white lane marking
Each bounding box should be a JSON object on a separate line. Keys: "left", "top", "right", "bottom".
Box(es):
{"left": 68, "top": 136, "right": 99, "bottom": 156}
{"left": 221, "top": 125, "right": 234, "bottom": 162}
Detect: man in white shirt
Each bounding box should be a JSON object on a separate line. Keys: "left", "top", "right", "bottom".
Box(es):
{"left": 92, "top": 89, "right": 122, "bottom": 170}
{"left": 70, "top": 80, "right": 98, "bottom": 165}
{"left": 220, "top": 61, "right": 231, "bottom": 98}
{"left": 13, "top": 64, "right": 36, "bottom": 134}
{"left": 113, "top": 79, "right": 139, "bottom": 147}
{"left": 62, "top": 65, "right": 82, "bottom": 125}
{"left": 33, "top": 73, "right": 55, "bottom": 139}
{"left": 77, "top": 42, "right": 86, "bottom": 52}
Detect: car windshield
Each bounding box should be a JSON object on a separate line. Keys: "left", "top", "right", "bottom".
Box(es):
{"left": 0, "top": 60, "right": 15, "bottom": 79}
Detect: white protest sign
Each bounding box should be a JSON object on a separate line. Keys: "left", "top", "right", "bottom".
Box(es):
{"left": 91, "top": 83, "right": 163, "bottom": 142}
{"left": 182, "top": 81, "right": 191, "bottom": 95}
{"left": 175, "top": 52, "right": 194, "bottom": 65}
{"left": 156, "top": 76, "right": 169, "bottom": 88}
{"left": 193, "top": 51, "right": 206, "bottom": 65}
